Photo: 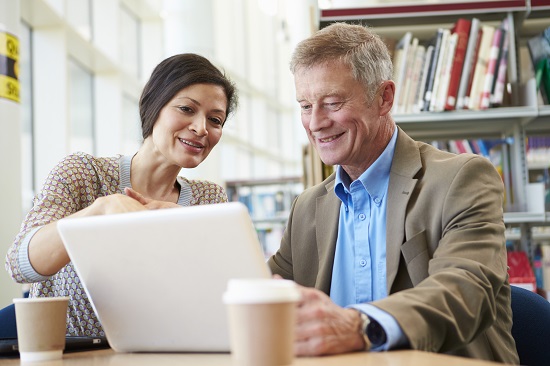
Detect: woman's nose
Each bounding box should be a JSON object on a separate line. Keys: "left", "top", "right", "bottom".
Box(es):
{"left": 189, "top": 115, "right": 208, "bottom": 136}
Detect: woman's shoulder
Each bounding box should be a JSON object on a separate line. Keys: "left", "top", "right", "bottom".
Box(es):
{"left": 179, "top": 177, "right": 228, "bottom": 204}
{"left": 54, "top": 152, "right": 121, "bottom": 174}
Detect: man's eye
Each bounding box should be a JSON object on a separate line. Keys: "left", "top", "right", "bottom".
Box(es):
{"left": 326, "top": 102, "right": 342, "bottom": 110}
{"left": 300, "top": 104, "right": 312, "bottom": 111}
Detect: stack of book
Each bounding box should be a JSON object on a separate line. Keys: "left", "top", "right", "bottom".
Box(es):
{"left": 391, "top": 17, "right": 512, "bottom": 114}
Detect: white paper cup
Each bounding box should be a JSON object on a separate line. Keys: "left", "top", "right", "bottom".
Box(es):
{"left": 223, "top": 279, "right": 301, "bottom": 366}
{"left": 13, "top": 297, "right": 69, "bottom": 362}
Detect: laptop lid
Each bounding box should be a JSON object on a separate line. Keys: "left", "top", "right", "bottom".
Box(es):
{"left": 57, "top": 202, "right": 271, "bottom": 353}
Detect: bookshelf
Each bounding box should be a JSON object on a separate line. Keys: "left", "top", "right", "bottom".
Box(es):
{"left": 225, "top": 177, "right": 303, "bottom": 257}
{"left": 319, "top": 0, "right": 550, "bottom": 271}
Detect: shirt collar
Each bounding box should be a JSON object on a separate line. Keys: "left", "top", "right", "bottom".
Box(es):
{"left": 334, "top": 128, "right": 398, "bottom": 205}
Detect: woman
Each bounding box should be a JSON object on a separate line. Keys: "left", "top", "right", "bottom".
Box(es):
{"left": 5, "top": 53, "right": 238, "bottom": 336}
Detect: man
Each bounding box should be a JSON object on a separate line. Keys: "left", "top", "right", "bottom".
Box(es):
{"left": 268, "top": 22, "right": 519, "bottom": 364}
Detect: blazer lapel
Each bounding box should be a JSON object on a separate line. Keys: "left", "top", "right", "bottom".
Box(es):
{"left": 315, "top": 177, "right": 340, "bottom": 294}
{"left": 386, "top": 128, "right": 422, "bottom": 291}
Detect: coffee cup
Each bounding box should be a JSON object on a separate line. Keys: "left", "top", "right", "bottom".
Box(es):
{"left": 223, "top": 278, "right": 301, "bottom": 366}
{"left": 13, "top": 296, "right": 69, "bottom": 362}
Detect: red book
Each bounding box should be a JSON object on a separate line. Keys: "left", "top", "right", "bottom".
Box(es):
{"left": 445, "top": 18, "right": 471, "bottom": 110}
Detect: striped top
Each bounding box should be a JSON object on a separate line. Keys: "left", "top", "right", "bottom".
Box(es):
{"left": 5, "top": 152, "right": 227, "bottom": 336}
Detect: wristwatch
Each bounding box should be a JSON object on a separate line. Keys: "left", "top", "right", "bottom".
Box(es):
{"left": 358, "top": 312, "right": 387, "bottom": 350}
{"left": 358, "top": 312, "right": 371, "bottom": 351}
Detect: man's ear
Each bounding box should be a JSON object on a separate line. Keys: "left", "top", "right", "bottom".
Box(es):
{"left": 379, "top": 80, "right": 395, "bottom": 116}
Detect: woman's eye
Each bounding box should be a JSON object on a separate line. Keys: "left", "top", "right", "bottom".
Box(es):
{"left": 178, "top": 106, "right": 193, "bottom": 113}
{"left": 210, "top": 117, "right": 223, "bottom": 126}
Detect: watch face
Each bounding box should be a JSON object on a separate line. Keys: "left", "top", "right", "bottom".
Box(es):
{"left": 367, "top": 319, "right": 387, "bottom": 347}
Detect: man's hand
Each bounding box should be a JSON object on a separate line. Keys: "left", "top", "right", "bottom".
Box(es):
{"left": 294, "top": 286, "right": 366, "bottom": 356}
{"left": 124, "top": 187, "right": 181, "bottom": 209}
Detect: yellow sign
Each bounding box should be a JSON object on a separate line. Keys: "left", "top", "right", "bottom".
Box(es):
{"left": 0, "top": 31, "right": 20, "bottom": 103}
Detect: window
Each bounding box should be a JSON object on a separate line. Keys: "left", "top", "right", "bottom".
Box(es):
{"left": 19, "top": 21, "right": 34, "bottom": 215}
{"left": 68, "top": 58, "right": 94, "bottom": 154}
{"left": 119, "top": 5, "right": 140, "bottom": 78}
{"left": 67, "top": 0, "right": 92, "bottom": 40}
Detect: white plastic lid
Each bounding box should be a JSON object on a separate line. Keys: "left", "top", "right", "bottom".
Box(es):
{"left": 223, "top": 278, "right": 301, "bottom": 304}
{"left": 13, "top": 296, "right": 69, "bottom": 304}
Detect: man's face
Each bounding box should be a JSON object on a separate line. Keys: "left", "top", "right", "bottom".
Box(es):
{"left": 294, "top": 61, "right": 383, "bottom": 178}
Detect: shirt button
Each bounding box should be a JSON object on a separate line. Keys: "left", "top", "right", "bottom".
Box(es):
{"left": 359, "top": 259, "right": 367, "bottom": 266}
{"left": 358, "top": 213, "right": 366, "bottom": 220}
{"left": 374, "top": 197, "right": 381, "bottom": 204}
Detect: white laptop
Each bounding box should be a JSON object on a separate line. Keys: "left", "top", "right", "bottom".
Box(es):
{"left": 57, "top": 202, "right": 271, "bottom": 353}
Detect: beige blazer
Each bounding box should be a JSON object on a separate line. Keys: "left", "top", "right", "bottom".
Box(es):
{"left": 268, "top": 128, "right": 519, "bottom": 364}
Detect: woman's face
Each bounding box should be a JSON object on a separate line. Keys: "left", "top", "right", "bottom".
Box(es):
{"left": 151, "top": 83, "right": 227, "bottom": 169}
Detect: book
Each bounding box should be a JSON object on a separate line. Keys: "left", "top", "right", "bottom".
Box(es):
{"left": 405, "top": 44, "right": 426, "bottom": 114}
{"left": 445, "top": 18, "right": 472, "bottom": 110}
{"left": 462, "top": 25, "right": 484, "bottom": 109}
{"left": 456, "top": 18, "right": 481, "bottom": 110}
{"left": 468, "top": 25, "right": 495, "bottom": 110}
{"left": 414, "top": 45, "right": 434, "bottom": 113}
{"left": 528, "top": 26, "right": 550, "bottom": 105}
{"left": 480, "top": 25, "right": 504, "bottom": 109}
{"left": 392, "top": 32, "right": 413, "bottom": 113}
{"left": 434, "top": 32, "right": 458, "bottom": 112}
{"left": 422, "top": 29, "right": 445, "bottom": 111}
{"left": 535, "top": 58, "right": 550, "bottom": 104}
{"left": 491, "top": 19, "right": 511, "bottom": 106}
{"left": 398, "top": 37, "right": 419, "bottom": 114}
{"left": 527, "top": 26, "right": 550, "bottom": 68}
{"left": 429, "top": 29, "right": 450, "bottom": 111}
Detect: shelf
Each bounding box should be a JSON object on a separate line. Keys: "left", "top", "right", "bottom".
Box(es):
{"left": 395, "top": 107, "right": 537, "bottom": 140}
{"left": 504, "top": 211, "right": 550, "bottom": 224}
{"left": 320, "top": 1, "right": 526, "bottom": 38}
{"left": 225, "top": 176, "right": 302, "bottom": 187}
{"left": 320, "top": 1, "right": 526, "bottom": 22}
{"left": 525, "top": 106, "right": 550, "bottom": 134}
{"left": 506, "top": 231, "right": 550, "bottom": 241}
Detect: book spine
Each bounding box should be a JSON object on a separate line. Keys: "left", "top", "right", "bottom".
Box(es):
{"left": 405, "top": 45, "right": 425, "bottom": 114}
{"left": 491, "top": 23, "right": 510, "bottom": 106}
{"left": 398, "top": 37, "right": 419, "bottom": 114}
{"left": 468, "top": 25, "right": 495, "bottom": 110}
{"left": 392, "top": 32, "right": 413, "bottom": 114}
{"left": 445, "top": 18, "right": 472, "bottom": 111}
{"left": 463, "top": 26, "right": 484, "bottom": 109}
{"left": 414, "top": 45, "right": 434, "bottom": 113}
{"left": 429, "top": 29, "right": 450, "bottom": 111}
{"left": 435, "top": 33, "right": 458, "bottom": 112}
{"left": 456, "top": 18, "right": 480, "bottom": 110}
{"left": 480, "top": 27, "right": 504, "bottom": 109}
{"left": 422, "top": 29, "right": 444, "bottom": 111}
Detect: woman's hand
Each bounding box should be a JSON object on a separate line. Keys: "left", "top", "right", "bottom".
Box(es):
{"left": 124, "top": 187, "right": 181, "bottom": 209}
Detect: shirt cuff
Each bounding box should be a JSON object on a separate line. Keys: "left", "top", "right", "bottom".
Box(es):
{"left": 348, "top": 303, "right": 408, "bottom": 351}
{"left": 18, "top": 227, "right": 51, "bottom": 282}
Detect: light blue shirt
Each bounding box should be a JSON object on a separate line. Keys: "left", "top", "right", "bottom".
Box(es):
{"left": 330, "top": 128, "right": 406, "bottom": 350}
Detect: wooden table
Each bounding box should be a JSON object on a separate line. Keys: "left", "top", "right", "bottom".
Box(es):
{"left": 0, "top": 348, "right": 502, "bottom": 365}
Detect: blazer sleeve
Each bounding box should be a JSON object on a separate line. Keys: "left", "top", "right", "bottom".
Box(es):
{"left": 373, "top": 155, "right": 509, "bottom": 353}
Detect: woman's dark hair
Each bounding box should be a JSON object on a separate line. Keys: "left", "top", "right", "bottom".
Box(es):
{"left": 139, "top": 53, "right": 238, "bottom": 139}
